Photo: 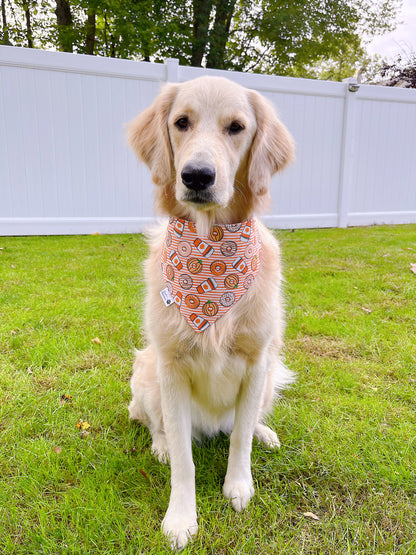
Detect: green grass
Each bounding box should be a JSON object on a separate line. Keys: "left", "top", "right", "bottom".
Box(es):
{"left": 1, "top": 225, "right": 415, "bottom": 554}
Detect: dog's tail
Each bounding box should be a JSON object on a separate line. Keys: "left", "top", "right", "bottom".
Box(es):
{"left": 273, "top": 360, "right": 296, "bottom": 395}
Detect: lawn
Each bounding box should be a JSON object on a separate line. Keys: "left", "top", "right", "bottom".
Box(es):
{"left": 1, "top": 224, "right": 415, "bottom": 554}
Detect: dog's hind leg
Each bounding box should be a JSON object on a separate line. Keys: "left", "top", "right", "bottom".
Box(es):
{"left": 253, "top": 423, "right": 280, "bottom": 448}
{"left": 129, "top": 346, "right": 169, "bottom": 463}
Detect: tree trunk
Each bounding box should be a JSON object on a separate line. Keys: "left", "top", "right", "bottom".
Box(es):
{"left": 206, "top": 0, "right": 236, "bottom": 69}
{"left": 85, "top": 9, "right": 96, "bottom": 55}
{"left": 1, "top": 0, "right": 11, "bottom": 45}
{"left": 23, "top": 1, "right": 33, "bottom": 48}
{"left": 104, "top": 10, "right": 108, "bottom": 56}
{"left": 191, "top": 0, "right": 214, "bottom": 67}
{"left": 55, "top": 0, "right": 73, "bottom": 52}
{"left": 110, "top": 34, "right": 116, "bottom": 58}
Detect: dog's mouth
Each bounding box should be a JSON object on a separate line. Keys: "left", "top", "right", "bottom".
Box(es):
{"left": 181, "top": 189, "right": 219, "bottom": 208}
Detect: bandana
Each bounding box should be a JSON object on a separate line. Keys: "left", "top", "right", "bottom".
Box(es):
{"left": 160, "top": 218, "right": 262, "bottom": 332}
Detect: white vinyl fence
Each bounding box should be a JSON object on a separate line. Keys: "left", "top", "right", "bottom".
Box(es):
{"left": 1, "top": 46, "right": 415, "bottom": 236}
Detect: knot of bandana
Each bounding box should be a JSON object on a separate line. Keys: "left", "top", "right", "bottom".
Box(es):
{"left": 161, "top": 218, "right": 262, "bottom": 332}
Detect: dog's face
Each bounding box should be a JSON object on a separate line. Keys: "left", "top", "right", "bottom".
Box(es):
{"left": 128, "top": 76, "right": 294, "bottom": 224}
{"left": 167, "top": 78, "right": 257, "bottom": 210}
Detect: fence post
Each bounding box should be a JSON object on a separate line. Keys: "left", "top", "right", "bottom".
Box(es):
{"left": 165, "top": 58, "right": 179, "bottom": 82}
{"left": 337, "top": 79, "right": 360, "bottom": 228}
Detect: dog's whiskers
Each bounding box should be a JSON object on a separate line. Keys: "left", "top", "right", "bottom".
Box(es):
{"left": 234, "top": 179, "right": 249, "bottom": 203}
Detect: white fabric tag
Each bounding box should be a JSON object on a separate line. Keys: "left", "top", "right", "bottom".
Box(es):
{"left": 160, "top": 287, "right": 174, "bottom": 307}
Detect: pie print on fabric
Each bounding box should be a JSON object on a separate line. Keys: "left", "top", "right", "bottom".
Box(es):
{"left": 161, "top": 218, "right": 262, "bottom": 333}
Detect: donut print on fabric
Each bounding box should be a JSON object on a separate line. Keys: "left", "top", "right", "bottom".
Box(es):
{"left": 220, "top": 241, "right": 237, "bottom": 257}
{"left": 210, "top": 260, "right": 227, "bottom": 276}
{"left": 224, "top": 273, "right": 239, "bottom": 289}
{"left": 220, "top": 291, "right": 235, "bottom": 307}
{"left": 161, "top": 218, "right": 262, "bottom": 332}
{"left": 185, "top": 294, "right": 200, "bottom": 309}
{"left": 209, "top": 225, "right": 224, "bottom": 242}
{"left": 187, "top": 257, "right": 203, "bottom": 274}
{"left": 178, "top": 274, "right": 193, "bottom": 290}
{"left": 178, "top": 241, "right": 192, "bottom": 257}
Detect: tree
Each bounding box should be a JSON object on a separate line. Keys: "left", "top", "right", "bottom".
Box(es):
{"left": 22, "top": 0, "right": 35, "bottom": 48}
{"left": 1, "top": 0, "right": 12, "bottom": 44}
{"left": 55, "top": 0, "right": 73, "bottom": 52}
{"left": 0, "top": 0, "right": 403, "bottom": 82}
{"left": 191, "top": 0, "right": 213, "bottom": 66}
{"left": 1, "top": 0, "right": 52, "bottom": 48}
{"left": 225, "top": 0, "right": 402, "bottom": 77}
{"left": 85, "top": 4, "right": 96, "bottom": 54}
{"left": 380, "top": 53, "right": 416, "bottom": 88}
{"left": 206, "top": 0, "right": 236, "bottom": 69}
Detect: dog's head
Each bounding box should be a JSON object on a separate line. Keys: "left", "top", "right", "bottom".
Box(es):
{"left": 128, "top": 76, "right": 294, "bottom": 224}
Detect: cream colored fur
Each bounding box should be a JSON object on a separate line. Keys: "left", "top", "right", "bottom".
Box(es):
{"left": 127, "top": 76, "right": 295, "bottom": 550}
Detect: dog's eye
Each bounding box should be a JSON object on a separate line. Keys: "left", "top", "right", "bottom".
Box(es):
{"left": 175, "top": 117, "right": 189, "bottom": 131}
{"left": 228, "top": 121, "right": 244, "bottom": 135}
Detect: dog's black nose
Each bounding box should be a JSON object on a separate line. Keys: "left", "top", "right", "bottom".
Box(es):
{"left": 181, "top": 165, "right": 216, "bottom": 191}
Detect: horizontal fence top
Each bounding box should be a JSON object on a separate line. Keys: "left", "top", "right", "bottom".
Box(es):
{"left": 2, "top": 45, "right": 416, "bottom": 103}
{"left": 0, "top": 45, "right": 165, "bottom": 81}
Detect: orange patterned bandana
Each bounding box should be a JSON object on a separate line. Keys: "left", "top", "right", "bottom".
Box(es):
{"left": 160, "top": 218, "right": 262, "bottom": 332}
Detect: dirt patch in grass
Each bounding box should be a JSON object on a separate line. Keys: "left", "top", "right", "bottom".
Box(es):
{"left": 32, "top": 376, "right": 57, "bottom": 391}
{"left": 289, "top": 335, "right": 360, "bottom": 361}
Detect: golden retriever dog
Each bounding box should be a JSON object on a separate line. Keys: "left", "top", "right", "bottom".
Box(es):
{"left": 127, "top": 76, "right": 295, "bottom": 549}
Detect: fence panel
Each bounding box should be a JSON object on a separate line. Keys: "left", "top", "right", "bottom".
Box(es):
{"left": 348, "top": 92, "right": 416, "bottom": 225}
{"left": 0, "top": 46, "right": 415, "bottom": 235}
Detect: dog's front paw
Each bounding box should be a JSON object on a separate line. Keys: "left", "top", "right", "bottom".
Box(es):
{"left": 162, "top": 508, "right": 198, "bottom": 550}
{"left": 223, "top": 476, "right": 254, "bottom": 512}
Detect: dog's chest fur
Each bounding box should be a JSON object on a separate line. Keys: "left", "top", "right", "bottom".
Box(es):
{"left": 143, "top": 219, "right": 283, "bottom": 434}
{"left": 176, "top": 344, "right": 249, "bottom": 435}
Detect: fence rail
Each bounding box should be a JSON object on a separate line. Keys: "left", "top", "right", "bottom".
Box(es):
{"left": 1, "top": 46, "right": 415, "bottom": 236}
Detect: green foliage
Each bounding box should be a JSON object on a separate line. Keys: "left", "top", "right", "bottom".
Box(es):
{"left": 300, "top": 43, "right": 368, "bottom": 81}
{"left": 227, "top": 0, "right": 401, "bottom": 77}
{"left": 1, "top": 0, "right": 402, "bottom": 78}
{"left": 0, "top": 225, "right": 416, "bottom": 552}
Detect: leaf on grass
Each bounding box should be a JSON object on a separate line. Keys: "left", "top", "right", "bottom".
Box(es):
{"left": 361, "top": 307, "right": 372, "bottom": 314}
{"left": 303, "top": 512, "right": 320, "bottom": 521}
{"left": 76, "top": 419, "right": 91, "bottom": 431}
{"left": 60, "top": 394, "right": 72, "bottom": 406}
{"left": 410, "top": 263, "right": 416, "bottom": 274}
{"left": 11, "top": 330, "right": 17, "bottom": 335}
{"left": 53, "top": 446, "right": 62, "bottom": 454}
{"left": 76, "top": 419, "right": 91, "bottom": 438}
{"left": 91, "top": 337, "right": 101, "bottom": 344}
{"left": 139, "top": 468, "right": 149, "bottom": 480}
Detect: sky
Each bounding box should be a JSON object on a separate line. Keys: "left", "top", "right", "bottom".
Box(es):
{"left": 366, "top": 0, "right": 416, "bottom": 59}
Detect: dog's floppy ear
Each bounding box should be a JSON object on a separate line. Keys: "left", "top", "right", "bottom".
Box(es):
{"left": 247, "top": 90, "right": 295, "bottom": 196}
{"left": 128, "top": 83, "right": 179, "bottom": 186}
